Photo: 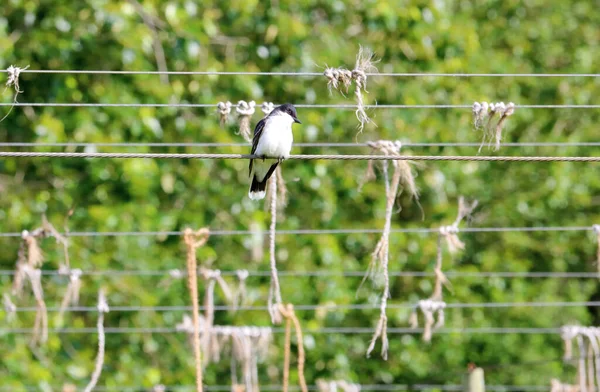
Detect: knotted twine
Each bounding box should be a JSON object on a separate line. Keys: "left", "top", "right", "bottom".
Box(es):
{"left": 58, "top": 268, "right": 82, "bottom": 320}
{"left": 183, "top": 227, "right": 210, "bottom": 392}
{"left": 1, "top": 65, "right": 29, "bottom": 122}
{"left": 234, "top": 269, "right": 249, "bottom": 311}
{"left": 236, "top": 100, "right": 256, "bottom": 143}
{"left": 560, "top": 325, "right": 600, "bottom": 391}
{"left": 358, "top": 140, "right": 419, "bottom": 359}
{"left": 83, "top": 290, "right": 109, "bottom": 392}
{"left": 199, "top": 267, "right": 232, "bottom": 365}
{"left": 268, "top": 175, "right": 284, "bottom": 324}
{"left": 176, "top": 316, "right": 272, "bottom": 392}
{"left": 217, "top": 101, "right": 232, "bottom": 127}
{"left": 323, "top": 46, "right": 378, "bottom": 133}
{"left": 279, "top": 304, "right": 307, "bottom": 392}
{"left": 473, "top": 101, "right": 515, "bottom": 152}
{"left": 261, "top": 102, "right": 274, "bottom": 115}
{"left": 410, "top": 197, "right": 477, "bottom": 341}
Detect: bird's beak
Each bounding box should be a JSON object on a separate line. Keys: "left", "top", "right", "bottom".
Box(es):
{"left": 294, "top": 117, "right": 302, "bottom": 124}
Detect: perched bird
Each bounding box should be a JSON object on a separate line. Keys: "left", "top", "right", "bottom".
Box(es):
{"left": 248, "top": 103, "right": 301, "bottom": 200}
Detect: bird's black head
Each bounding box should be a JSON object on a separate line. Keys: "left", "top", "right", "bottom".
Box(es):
{"left": 273, "top": 103, "right": 301, "bottom": 124}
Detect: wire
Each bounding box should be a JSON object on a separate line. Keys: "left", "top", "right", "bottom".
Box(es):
{"left": 0, "top": 225, "right": 593, "bottom": 238}
{"left": 1, "top": 152, "right": 599, "bottom": 161}
{"left": 3, "top": 69, "right": 600, "bottom": 77}
{"left": 0, "top": 385, "right": 555, "bottom": 392}
{"left": 2, "top": 142, "right": 600, "bottom": 148}
{"left": 8, "top": 301, "right": 600, "bottom": 314}
{"left": 0, "top": 269, "right": 597, "bottom": 279}
{"left": 1, "top": 102, "right": 599, "bottom": 109}
{"left": 0, "top": 326, "right": 562, "bottom": 334}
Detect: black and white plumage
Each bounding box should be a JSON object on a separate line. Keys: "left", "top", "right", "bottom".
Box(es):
{"left": 248, "top": 104, "right": 301, "bottom": 200}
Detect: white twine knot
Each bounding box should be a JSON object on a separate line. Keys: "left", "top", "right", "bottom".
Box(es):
{"left": 560, "top": 325, "right": 581, "bottom": 360}
{"left": 504, "top": 102, "right": 516, "bottom": 116}
{"left": 217, "top": 101, "right": 232, "bottom": 127}
{"left": 200, "top": 267, "right": 233, "bottom": 303}
{"left": 261, "top": 102, "right": 274, "bottom": 115}
{"left": 439, "top": 225, "right": 459, "bottom": 236}
{"left": 233, "top": 269, "right": 250, "bottom": 312}
{"left": 69, "top": 268, "right": 82, "bottom": 281}
{"left": 21, "top": 230, "right": 29, "bottom": 239}
{"left": 5, "top": 65, "right": 29, "bottom": 92}
{"left": 352, "top": 69, "right": 368, "bottom": 89}
{"left": 97, "top": 291, "right": 110, "bottom": 314}
{"left": 217, "top": 101, "right": 232, "bottom": 115}
{"left": 495, "top": 102, "right": 506, "bottom": 115}
{"left": 235, "top": 100, "right": 256, "bottom": 144}
{"left": 592, "top": 224, "right": 600, "bottom": 235}
{"left": 236, "top": 100, "right": 256, "bottom": 116}
{"left": 200, "top": 268, "right": 221, "bottom": 281}
{"left": 418, "top": 299, "right": 447, "bottom": 312}
{"left": 366, "top": 140, "right": 402, "bottom": 155}
{"left": 169, "top": 269, "right": 185, "bottom": 279}
{"left": 236, "top": 269, "right": 249, "bottom": 281}
{"left": 176, "top": 314, "right": 194, "bottom": 333}
{"left": 411, "top": 299, "right": 447, "bottom": 342}
{"left": 323, "top": 67, "right": 352, "bottom": 93}
{"left": 475, "top": 101, "right": 516, "bottom": 152}
{"left": 561, "top": 325, "right": 582, "bottom": 340}
{"left": 323, "top": 67, "right": 337, "bottom": 89}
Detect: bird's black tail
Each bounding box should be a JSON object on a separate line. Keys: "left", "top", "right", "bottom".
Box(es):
{"left": 248, "top": 162, "right": 279, "bottom": 200}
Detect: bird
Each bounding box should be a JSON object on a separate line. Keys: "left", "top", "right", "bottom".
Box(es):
{"left": 248, "top": 103, "right": 301, "bottom": 200}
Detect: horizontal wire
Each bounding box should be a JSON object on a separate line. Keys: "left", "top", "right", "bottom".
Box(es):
{"left": 1, "top": 102, "right": 599, "bottom": 109}
{"left": 0, "top": 226, "right": 594, "bottom": 238}
{"left": 1, "top": 270, "right": 597, "bottom": 279}
{"left": 0, "top": 327, "right": 562, "bottom": 334}
{"left": 1, "top": 152, "right": 599, "bottom": 161}
{"left": 0, "top": 385, "right": 555, "bottom": 392}
{"left": 2, "top": 142, "right": 600, "bottom": 148}
{"left": 8, "top": 301, "right": 600, "bottom": 313}
{"left": 2, "top": 69, "right": 600, "bottom": 77}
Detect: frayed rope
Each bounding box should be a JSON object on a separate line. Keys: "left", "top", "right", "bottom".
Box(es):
{"left": 83, "top": 290, "right": 109, "bottom": 392}
{"left": 217, "top": 101, "right": 232, "bottom": 127}
{"left": 279, "top": 304, "right": 308, "bottom": 392}
{"left": 473, "top": 101, "right": 515, "bottom": 152}
{"left": 358, "top": 140, "right": 420, "bottom": 359}
{"left": 1, "top": 65, "right": 29, "bottom": 123}
{"left": 236, "top": 100, "right": 256, "bottom": 144}
{"left": 324, "top": 46, "right": 378, "bottom": 134}
{"left": 183, "top": 227, "right": 210, "bottom": 392}
{"left": 268, "top": 176, "right": 284, "bottom": 324}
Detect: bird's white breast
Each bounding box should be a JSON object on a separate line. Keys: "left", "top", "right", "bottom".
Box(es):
{"left": 254, "top": 114, "right": 294, "bottom": 158}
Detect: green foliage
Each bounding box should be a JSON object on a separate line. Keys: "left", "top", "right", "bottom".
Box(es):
{"left": 1, "top": 0, "right": 600, "bottom": 389}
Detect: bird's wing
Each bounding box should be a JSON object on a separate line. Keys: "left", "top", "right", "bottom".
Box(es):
{"left": 249, "top": 118, "right": 267, "bottom": 176}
